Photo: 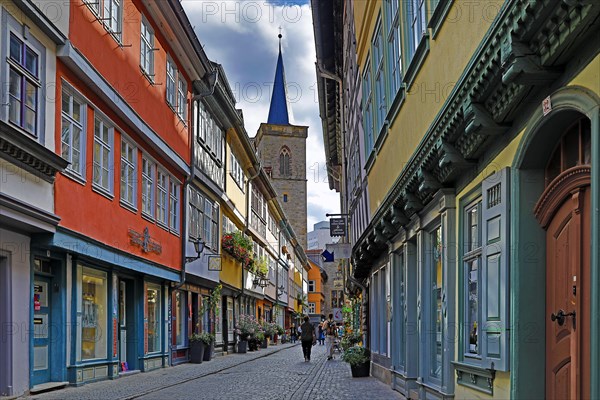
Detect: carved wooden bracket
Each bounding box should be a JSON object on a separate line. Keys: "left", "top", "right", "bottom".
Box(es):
{"left": 390, "top": 204, "right": 409, "bottom": 227}
{"left": 403, "top": 192, "right": 424, "bottom": 215}
{"left": 418, "top": 168, "right": 442, "bottom": 195}
{"left": 463, "top": 101, "right": 506, "bottom": 136}
{"left": 501, "top": 37, "right": 561, "bottom": 85}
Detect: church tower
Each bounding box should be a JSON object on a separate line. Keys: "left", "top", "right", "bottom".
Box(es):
{"left": 254, "top": 34, "right": 308, "bottom": 249}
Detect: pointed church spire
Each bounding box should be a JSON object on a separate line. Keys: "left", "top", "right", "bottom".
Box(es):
{"left": 267, "top": 32, "right": 291, "bottom": 125}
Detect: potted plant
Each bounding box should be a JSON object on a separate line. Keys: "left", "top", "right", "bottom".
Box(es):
{"left": 235, "top": 314, "right": 259, "bottom": 353}
{"left": 250, "top": 331, "right": 265, "bottom": 351}
{"left": 199, "top": 332, "right": 215, "bottom": 361}
{"left": 342, "top": 346, "right": 371, "bottom": 377}
{"left": 189, "top": 333, "right": 206, "bottom": 363}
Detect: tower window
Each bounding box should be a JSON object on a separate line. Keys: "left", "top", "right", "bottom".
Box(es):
{"left": 283, "top": 194, "right": 288, "bottom": 203}
{"left": 279, "top": 146, "right": 291, "bottom": 177}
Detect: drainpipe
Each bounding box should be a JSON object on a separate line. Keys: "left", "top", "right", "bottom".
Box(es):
{"left": 175, "top": 69, "right": 219, "bottom": 290}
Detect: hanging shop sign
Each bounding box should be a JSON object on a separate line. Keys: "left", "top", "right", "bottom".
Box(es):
{"left": 329, "top": 218, "right": 346, "bottom": 237}
{"left": 208, "top": 255, "right": 222, "bottom": 271}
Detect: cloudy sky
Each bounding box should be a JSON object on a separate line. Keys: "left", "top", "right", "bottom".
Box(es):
{"left": 182, "top": 0, "right": 340, "bottom": 232}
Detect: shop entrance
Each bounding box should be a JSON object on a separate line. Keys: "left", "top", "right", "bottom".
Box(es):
{"left": 32, "top": 271, "right": 52, "bottom": 386}
{"left": 118, "top": 279, "right": 137, "bottom": 373}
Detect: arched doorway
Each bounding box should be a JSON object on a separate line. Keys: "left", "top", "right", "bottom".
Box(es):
{"left": 511, "top": 86, "right": 600, "bottom": 399}
{"left": 534, "top": 118, "right": 591, "bottom": 400}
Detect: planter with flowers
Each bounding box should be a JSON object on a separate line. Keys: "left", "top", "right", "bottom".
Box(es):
{"left": 235, "top": 314, "right": 261, "bottom": 353}
{"left": 221, "top": 231, "right": 255, "bottom": 268}
{"left": 262, "top": 321, "right": 278, "bottom": 346}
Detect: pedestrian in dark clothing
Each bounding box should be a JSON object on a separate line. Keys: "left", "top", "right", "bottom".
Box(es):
{"left": 300, "top": 316, "right": 315, "bottom": 362}
{"left": 318, "top": 324, "right": 325, "bottom": 345}
{"left": 290, "top": 324, "right": 297, "bottom": 343}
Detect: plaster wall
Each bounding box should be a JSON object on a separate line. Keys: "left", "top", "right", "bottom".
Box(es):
{"left": 0, "top": 229, "right": 31, "bottom": 397}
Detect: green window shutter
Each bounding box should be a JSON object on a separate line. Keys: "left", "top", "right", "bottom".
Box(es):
{"left": 481, "top": 167, "right": 510, "bottom": 371}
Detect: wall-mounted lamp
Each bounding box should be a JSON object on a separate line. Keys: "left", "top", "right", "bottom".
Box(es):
{"left": 185, "top": 238, "right": 206, "bottom": 263}
{"left": 253, "top": 276, "right": 269, "bottom": 288}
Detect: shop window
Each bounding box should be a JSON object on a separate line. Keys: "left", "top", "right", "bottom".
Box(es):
{"left": 146, "top": 283, "right": 161, "bottom": 353}
{"left": 79, "top": 266, "right": 107, "bottom": 361}
{"left": 430, "top": 226, "right": 443, "bottom": 379}
{"left": 174, "top": 291, "right": 186, "bottom": 347}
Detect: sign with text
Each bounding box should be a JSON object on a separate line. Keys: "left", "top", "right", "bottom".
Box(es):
{"left": 329, "top": 218, "right": 346, "bottom": 237}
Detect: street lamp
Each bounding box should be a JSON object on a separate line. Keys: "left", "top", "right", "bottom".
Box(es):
{"left": 253, "top": 276, "right": 269, "bottom": 288}
{"left": 185, "top": 238, "right": 205, "bottom": 263}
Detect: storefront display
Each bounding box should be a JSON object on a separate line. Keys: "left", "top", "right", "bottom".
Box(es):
{"left": 79, "top": 266, "right": 107, "bottom": 360}
{"left": 147, "top": 284, "right": 161, "bottom": 353}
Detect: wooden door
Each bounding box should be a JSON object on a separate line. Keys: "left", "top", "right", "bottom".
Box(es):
{"left": 544, "top": 187, "right": 590, "bottom": 399}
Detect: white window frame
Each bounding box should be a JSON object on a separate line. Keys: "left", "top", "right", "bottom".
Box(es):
{"left": 308, "top": 302, "right": 316, "bottom": 314}
{"left": 308, "top": 280, "right": 315, "bottom": 292}
{"left": 156, "top": 168, "right": 168, "bottom": 226}
{"left": 230, "top": 152, "right": 245, "bottom": 190}
{"left": 84, "top": 0, "right": 122, "bottom": 42}
{"left": 120, "top": 137, "right": 137, "bottom": 208}
{"left": 7, "top": 32, "right": 41, "bottom": 137}
{"left": 92, "top": 115, "right": 114, "bottom": 195}
{"left": 169, "top": 179, "right": 180, "bottom": 233}
{"left": 140, "top": 16, "right": 155, "bottom": 80}
{"left": 61, "top": 84, "right": 86, "bottom": 178}
{"left": 142, "top": 156, "right": 155, "bottom": 218}
{"left": 177, "top": 76, "right": 187, "bottom": 121}
{"left": 166, "top": 57, "right": 176, "bottom": 108}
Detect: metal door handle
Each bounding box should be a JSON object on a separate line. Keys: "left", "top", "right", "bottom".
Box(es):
{"left": 550, "top": 309, "right": 576, "bottom": 326}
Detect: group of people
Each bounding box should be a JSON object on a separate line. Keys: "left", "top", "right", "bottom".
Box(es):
{"left": 292, "top": 314, "right": 338, "bottom": 362}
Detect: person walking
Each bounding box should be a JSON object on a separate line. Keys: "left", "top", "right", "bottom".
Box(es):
{"left": 300, "top": 316, "right": 315, "bottom": 362}
{"left": 317, "top": 323, "right": 325, "bottom": 345}
{"left": 323, "top": 313, "right": 337, "bottom": 360}
{"left": 290, "top": 323, "right": 297, "bottom": 343}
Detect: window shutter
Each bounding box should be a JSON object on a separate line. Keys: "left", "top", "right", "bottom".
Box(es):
{"left": 481, "top": 167, "right": 510, "bottom": 371}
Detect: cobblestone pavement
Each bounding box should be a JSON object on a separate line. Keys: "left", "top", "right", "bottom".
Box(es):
{"left": 24, "top": 344, "right": 404, "bottom": 400}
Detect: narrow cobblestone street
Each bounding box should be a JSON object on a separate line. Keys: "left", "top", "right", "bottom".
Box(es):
{"left": 24, "top": 344, "right": 403, "bottom": 400}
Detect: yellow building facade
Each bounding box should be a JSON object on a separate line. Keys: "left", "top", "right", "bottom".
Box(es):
{"left": 313, "top": 0, "right": 600, "bottom": 398}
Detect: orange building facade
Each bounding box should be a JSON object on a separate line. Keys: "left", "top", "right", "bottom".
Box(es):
{"left": 30, "top": 0, "right": 209, "bottom": 387}
{"left": 307, "top": 258, "right": 327, "bottom": 319}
